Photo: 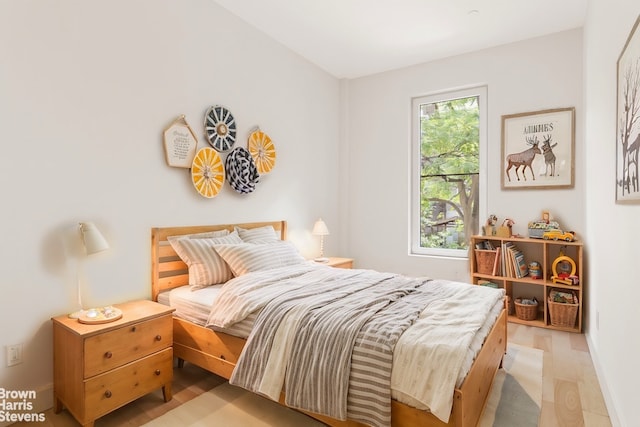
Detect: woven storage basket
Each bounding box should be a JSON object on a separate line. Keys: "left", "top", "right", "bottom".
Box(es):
{"left": 514, "top": 298, "right": 538, "bottom": 321}
{"left": 548, "top": 299, "right": 578, "bottom": 328}
{"left": 475, "top": 249, "right": 496, "bottom": 275}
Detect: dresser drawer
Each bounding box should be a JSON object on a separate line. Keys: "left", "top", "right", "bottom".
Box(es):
{"left": 84, "top": 347, "right": 173, "bottom": 420}
{"left": 84, "top": 314, "right": 172, "bottom": 377}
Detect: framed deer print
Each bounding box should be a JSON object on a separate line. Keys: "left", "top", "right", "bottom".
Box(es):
{"left": 501, "top": 107, "right": 575, "bottom": 189}
{"left": 616, "top": 14, "right": 640, "bottom": 203}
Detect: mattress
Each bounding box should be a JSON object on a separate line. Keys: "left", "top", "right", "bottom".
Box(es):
{"left": 158, "top": 282, "right": 503, "bottom": 390}
{"left": 158, "top": 285, "right": 256, "bottom": 338}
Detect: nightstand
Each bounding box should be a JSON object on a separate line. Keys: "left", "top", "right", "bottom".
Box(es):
{"left": 52, "top": 300, "right": 175, "bottom": 427}
{"left": 324, "top": 257, "right": 354, "bottom": 269}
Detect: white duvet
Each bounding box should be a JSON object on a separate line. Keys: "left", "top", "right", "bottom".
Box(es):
{"left": 204, "top": 263, "right": 504, "bottom": 423}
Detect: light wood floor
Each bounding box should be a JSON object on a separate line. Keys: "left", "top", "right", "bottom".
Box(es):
{"left": 21, "top": 324, "right": 611, "bottom": 427}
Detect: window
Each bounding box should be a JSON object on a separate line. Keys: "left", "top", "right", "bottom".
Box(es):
{"left": 410, "top": 86, "right": 487, "bottom": 257}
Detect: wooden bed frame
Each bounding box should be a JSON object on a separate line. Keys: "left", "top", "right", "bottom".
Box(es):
{"left": 151, "top": 221, "right": 507, "bottom": 427}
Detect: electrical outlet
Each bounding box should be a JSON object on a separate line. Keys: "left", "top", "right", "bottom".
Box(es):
{"left": 6, "top": 343, "right": 23, "bottom": 367}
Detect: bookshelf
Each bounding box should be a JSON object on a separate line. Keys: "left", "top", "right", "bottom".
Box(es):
{"left": 470, "top": 235, "right": 584, "bottom": 333}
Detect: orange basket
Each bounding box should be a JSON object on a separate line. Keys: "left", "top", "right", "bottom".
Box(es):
{"left": 474, "top": 249, "right": 496, "bottom": 275}
{"left": 548, "top": 298, "right": 578, "bottom": 328}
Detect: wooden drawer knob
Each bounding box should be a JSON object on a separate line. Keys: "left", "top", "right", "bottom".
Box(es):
{"left": 104, "top": 351, "right": 112, "bottom": 359}
{"left": 104, "top": 390, "right": 112, "bottom": 398}
{"left": 155, "top": 369, "right": 161, "bottom": 376}
{"left": 131, "top": 326, "right": 137, "bottom": 332}
{"left": 155, "top": 335, "right": 162, "bottom": 341}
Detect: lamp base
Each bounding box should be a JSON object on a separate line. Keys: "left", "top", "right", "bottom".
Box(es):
{"left": 75, "top": 306, "right": 123, "bottom": 324}
{"left": 68, "top": 310, "right": 85, "bottom": 319}
{"left": 314, "top": 257, "right": 329, "bottom": 263}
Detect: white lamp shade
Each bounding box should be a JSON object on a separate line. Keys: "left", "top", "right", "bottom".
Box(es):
{"left": 312, "top": 219, "right": 329, "bottom": 236}
{"left": 79, "top": 222, "right": 109, "bottom": 255}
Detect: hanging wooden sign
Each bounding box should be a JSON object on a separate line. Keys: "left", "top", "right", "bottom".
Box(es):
{"left": 163, "top": 115, "right": 198, "bottom": 168}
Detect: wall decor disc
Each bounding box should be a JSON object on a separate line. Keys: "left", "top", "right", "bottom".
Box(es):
{"left": 191, "top": 147, "right": 225, "bottom": 198}
{"left": 248, "top": 129, "right": 276, "bottom": 174}
{"left": 225, "top": 146, "right": 259, "bottom": 194}
{"left": 204, "top": 105, "right": 237, "bottom": 152}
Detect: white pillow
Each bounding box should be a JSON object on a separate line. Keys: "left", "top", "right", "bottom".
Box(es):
{"left": 235, "top": 225, "right": 279, "bottom": 243}
{"left": 168, "top": 231, "right": 242, "bottom": 289}
{"left": 168, "top": 229, "right": 229, "bottom": 239}
{"left": 213, "top": 241, "right": 305, "bottom": 276}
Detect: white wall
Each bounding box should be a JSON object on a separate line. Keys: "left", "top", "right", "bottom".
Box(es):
{"left": 584, "top": 1, "right": 640, "bottom": 426}
{"left": 0, "top": 0, "right": 340, "bottom": 411}
{"left": 343, "top": 30, "right": 584, "bottom": 281}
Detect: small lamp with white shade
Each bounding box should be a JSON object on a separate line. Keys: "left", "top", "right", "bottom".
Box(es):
{"left": 312, "top": 219, "right": 330, "bottom": 263}
{"left": 69, "top": 222, "right": 122, "bottom": 323}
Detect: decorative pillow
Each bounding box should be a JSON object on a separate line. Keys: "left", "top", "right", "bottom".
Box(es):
{"left": 213, "top": 241, "right": 305, "bottom": 276}
{"left": 167, "top": 229, "right": 229, "bottom": 240}
{"left": 235, "top": 225, "right": 279, "bottom": 243}
{"left": 168, "top": 231, "right": 242, "bottom": 289}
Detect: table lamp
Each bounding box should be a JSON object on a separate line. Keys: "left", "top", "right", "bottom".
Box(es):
{"left": 312, "top": 219, "right": 329, "bottom": 262}
{"left": 69, "top": 222, "right": 121, "bottom": 323}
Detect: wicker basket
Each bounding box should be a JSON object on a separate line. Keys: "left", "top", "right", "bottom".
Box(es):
{"left": 514, "top": 298, "right": 538, "bottom": 321}
{"left": 475, "top": 249, "right": 497, "bottom": 275}
{"left": 548, "top": 298, "right": 579, "bottom": 328}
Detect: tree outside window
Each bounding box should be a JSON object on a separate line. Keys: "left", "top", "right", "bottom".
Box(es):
{"left": 411, "top": 87, "right": 486, "bottom": 257}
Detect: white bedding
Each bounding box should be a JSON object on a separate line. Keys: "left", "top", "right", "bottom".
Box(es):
{"left": 159, "top": 265, "right": 504, "bottom": 423}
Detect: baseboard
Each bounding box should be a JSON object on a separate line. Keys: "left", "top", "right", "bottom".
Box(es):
{"left": 0, "top": 383, "right": 53, "bottom": 427}
{"left": 585, "top": 332, "right": 621, "bottom": 427}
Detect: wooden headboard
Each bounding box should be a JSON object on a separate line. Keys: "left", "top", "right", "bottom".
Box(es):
{"left": 151, "top": 221, "right": 287, "bottom": 301}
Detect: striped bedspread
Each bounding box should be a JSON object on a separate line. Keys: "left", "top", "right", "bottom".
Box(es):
{"left": 206, "top": 263, "right": 504, "bottom": 426}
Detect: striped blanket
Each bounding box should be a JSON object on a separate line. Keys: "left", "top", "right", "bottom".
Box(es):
{"left": 206, "top": 263, "right": 503, "bottom": 427}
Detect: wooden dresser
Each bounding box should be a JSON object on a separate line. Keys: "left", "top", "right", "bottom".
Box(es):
{"left": 52, "top": 300, "right": 175, "bottom": 427}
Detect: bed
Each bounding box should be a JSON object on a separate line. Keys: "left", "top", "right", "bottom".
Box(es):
{"left": 151, "top": 221, "right": 507, "bottom": 427}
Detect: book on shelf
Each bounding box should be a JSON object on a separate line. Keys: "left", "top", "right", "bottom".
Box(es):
{"left": 492, "top": 246, "right": 501, "bottom": 276}
{"left": 501, "top": 241, "right": 528, "bottom": 278}
{"left": 549, "top": 289, "right": 578, "bottom": 304}
{"left": 515, "top": 251, "right": 528, "bottom": 278}
{"left": 475, "top": 240, "right": 495, "bottom": 250}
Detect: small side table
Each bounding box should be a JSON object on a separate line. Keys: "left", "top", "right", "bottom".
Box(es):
{"left": 52, "top": 300, "right": 175, "bottom": 427}
{"left": 323, "top": 257, "right": 354, "bottom": 269}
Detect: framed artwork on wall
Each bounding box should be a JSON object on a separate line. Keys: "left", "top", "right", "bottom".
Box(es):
{"left": 163, "top": 115, "right": 198, "bottom": 168}
{"left": 501, "top": 107, "right": 575, "bottom": 190}
{"left": 616, "top": 14, "right": 640, "bottom": 203}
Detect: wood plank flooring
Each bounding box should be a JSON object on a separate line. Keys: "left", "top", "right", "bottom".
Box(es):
{"left": 19, "top": 324, "right": 611, "bottom": 427}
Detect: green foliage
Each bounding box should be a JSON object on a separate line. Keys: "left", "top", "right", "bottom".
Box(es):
{"left": 419, "top": 96, "right": 480, "bottom": 250}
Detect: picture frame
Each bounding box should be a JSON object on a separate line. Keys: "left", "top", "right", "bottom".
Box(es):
{"left": 501, "top": 107, "right": 575, "bottom": 190}
{"left": 163, "top": 115, "right": 198, "bottom": 168}
{"left": 616, "top": 15, "right": 640, "bottom": 203}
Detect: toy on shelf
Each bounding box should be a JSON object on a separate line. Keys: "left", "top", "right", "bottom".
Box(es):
{"left": 483, "top": 214, "right": 498, "bottom": 236}
{"left": 528, "top": 210, "right": 561, "bottom": 239}
{"left": 551, "top": 249, "right": 579, "bottom": 285}
{"left": 528, "top": 261, "right": 542, "bottom": 279}
{"left": 496, "top": 218, "right": 515, "bottom": 237}
{"left": 542, "top": 229, "right": 575, "bottom": 242}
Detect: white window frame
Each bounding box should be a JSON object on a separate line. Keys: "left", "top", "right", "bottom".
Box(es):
{"left": 409, "top": 85, "right": 488, "bottom": 258}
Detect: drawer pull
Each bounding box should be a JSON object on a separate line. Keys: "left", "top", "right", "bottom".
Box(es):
{"left": 131, "top": 326, "right": 137, "bottom": 332}
{"left": 155, "top": 335, "right": 162, "bottom": 341}
{"left": 220, "top": 354, "right": 226, "bottom": 361}
{"left": 104, "top": 390, "right": 112, "bottom": 398}
{"left": 104, "top": 351, "right": 113, "bottom": 359}
{"left": 155, "top": 369, "right": 161, "bottom": 376}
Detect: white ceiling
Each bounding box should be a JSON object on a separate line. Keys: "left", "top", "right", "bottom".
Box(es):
{"left": 212, "top": 0, "right": 587, "bottom": 79}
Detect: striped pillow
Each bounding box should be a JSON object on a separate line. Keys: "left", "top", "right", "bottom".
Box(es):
{"left": 214, "top": 241, "right": 305, "bottom": 276}
{"left": 235, "top": 225, "right": 279, "bottom": 243}
{"left": 184, "top": 229, "right": 229, "bottom": 238}
{"left": 168, "top": 231, "right": 242, "bottom": 289}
